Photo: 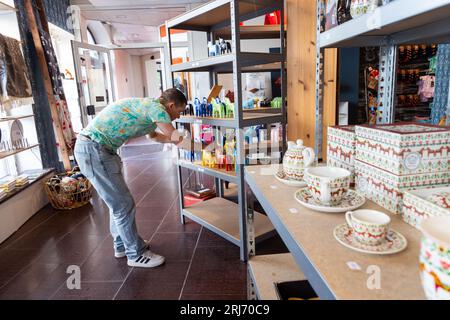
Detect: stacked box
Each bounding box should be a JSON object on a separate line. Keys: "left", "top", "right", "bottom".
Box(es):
{"left": 354, "top": 123, "right": 450, "bottom": 214}
{"left": 402, "top": 186, "right": 450, "bottom": 229}
{"left": 355, "top": 160, "right": 450, "bottom": 214}
{"left": 355, "top": 123, "right": 450, "bottom": 175}
{"left": 327, "top": 126, "right": 356, "bottom": 184}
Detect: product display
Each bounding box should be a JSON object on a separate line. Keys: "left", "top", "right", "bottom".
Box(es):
{"left": 304, "top": 166, "right": 351, "bottom": 206}
{"left": 419, "top": 216, "right": 450, "bottom": 300}
{"left": 282, "top": 139, "right": 315, "bottom": 181}
{"left": 333, "top": 223, "right": 408, "bottom": 255}
{"left": 402, "top": 186, "right": 450, "bottom": 229}
{"left": 295, "top": 188, "right": 365, "bottom": 213}
{"left": 355, "top": 159, "right": 450, "bottom": 214}
{"left": 327, "top": 125, "right": 356, "bottom": 184}
{"left": 355, "top": 123, "right": 450, "bottom": 176}
{"left": 0, "top": 33, "right": 33, "bottom": 110}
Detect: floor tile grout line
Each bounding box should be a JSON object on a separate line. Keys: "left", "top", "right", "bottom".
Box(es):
{"left": 0, "top": 214, "right": 94, "bottom": 292}
{"left": 178, "top": 227, "right": 203, "bottom": 300}
{"left": 135, "top": 166, "right": 173, "bottom": 207}
{"left": 125, "top": 162, "right": 154, "bottom": 185}
{"left": 47, "top": 234, "right": 112, "bottom": 300}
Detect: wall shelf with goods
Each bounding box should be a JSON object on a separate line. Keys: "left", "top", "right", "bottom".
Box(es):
{"left": 315, "top": 0, "right": 450, "bottom": 155}
{"left": 0, "top": 0, "right": 55, "bottom": 243}
{"left": 167, "top": 0, "right": 287, "bottom": 261}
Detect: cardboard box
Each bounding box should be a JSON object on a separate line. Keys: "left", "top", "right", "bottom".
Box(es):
{"left": 355, "top": 160, "right": 450, "bottom": 214}
{"left": 402, "top": 187, "right": 450, "bottom": 229}
{"left": 355, "top": 123, "right": 450, "bottom": 176}
{"left": 327, "top": 125, "right": 356, "bottom": 184}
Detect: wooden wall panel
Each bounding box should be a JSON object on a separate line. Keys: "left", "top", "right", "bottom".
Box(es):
{"left": 322, "top": 48, "right": 338, "bottom": 161}
{"left": 287, "top": 0, "right": 338, "bottom": 159}
{"left": 286, "top": 0, "right": 317, "bottom": 148}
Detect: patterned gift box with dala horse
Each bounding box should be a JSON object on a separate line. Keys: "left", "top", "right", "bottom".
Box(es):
{"left": 355, "top": 123, "right": 450, "bottom": 176}
{"left": 327, "top": 125, "right": 356, "bottom": 183}
{"left": 402, "top": 186, "right": 450, "bottom": 229}
{"left": 355, "top": 159, "right": 450, "bottom": 214}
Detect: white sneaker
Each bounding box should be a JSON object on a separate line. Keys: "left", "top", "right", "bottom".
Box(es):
{"left": 114, "top": 240, "right": 150, "bottom": 259}
{"left": 127, "top": 249, "right": 165, "bottom": 268}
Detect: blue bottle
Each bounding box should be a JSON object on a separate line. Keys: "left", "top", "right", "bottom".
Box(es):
{"left": 194, "top": 98, "right": 201, "bottom": 117}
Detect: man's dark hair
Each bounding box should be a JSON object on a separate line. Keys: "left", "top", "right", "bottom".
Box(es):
{"left": 159, "top": 88, "right": 187, "bottom": 108}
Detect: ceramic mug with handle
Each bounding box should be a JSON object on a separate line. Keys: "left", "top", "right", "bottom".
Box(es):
{"left": 419, "top": 216, "right": 450, "bottom": 300}
{"left": 304, "top": 166, "right": 351, "bottom": 205}
{"left": 345, "top": 209, "right": 391, "bottom": 246}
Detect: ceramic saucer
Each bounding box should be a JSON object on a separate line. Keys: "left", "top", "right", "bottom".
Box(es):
{"left": 294, "top": 188, "right": 365, "bottom": 213}
{"left": 333, "top": 223, "right": 408, "bottom": 255}
{"left": 274, "top": 170, "right": 307, "bottom": 187}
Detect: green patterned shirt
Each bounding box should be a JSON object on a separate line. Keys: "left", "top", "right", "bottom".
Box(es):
{"left": 81, "top": 98, "right": 172, "bottom": 151}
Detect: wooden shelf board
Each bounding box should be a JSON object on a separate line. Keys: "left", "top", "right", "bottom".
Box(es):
{"left": 249, "top": 253, "right": 306, "bottom": 300}
{"left": 0, "top": 144, "right": 40, "bottom": 160}
{"left": 183, "top": 197, "right": 274, "bottom": 245}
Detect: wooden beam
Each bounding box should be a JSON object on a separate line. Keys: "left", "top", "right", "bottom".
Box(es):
{"left": 286, "top": 0, "right": 317, "bottom": 148}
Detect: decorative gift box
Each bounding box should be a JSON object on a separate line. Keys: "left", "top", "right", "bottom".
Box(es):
{"left": 327, "top": 125, "right": 356, "bottom": 183}
{"left": 403, "top": 186, "right": 450, "bottom": 229}
{"left": 355, "top": 160, "right": 450, "bottom": 214}
{"left": 355, "top": 123, "right": 450, "bottom": 176}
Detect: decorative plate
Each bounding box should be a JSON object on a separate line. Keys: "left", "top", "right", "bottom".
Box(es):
{"left": 275, "top": 170, "right": 307, "bottom": 187}
{"left": 334, "top": 224, "right": 407, "bottom": 255}
{"left": 10, "top": 120, "right": 24, "bottom": 142}
{"left": 294, "top": 188, "right": 365, "bottom": 213}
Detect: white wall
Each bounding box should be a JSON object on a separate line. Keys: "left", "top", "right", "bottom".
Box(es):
{"left": 140, "top": 53, "right": 162, "bottom": 98}
{"left": 113, "top": 50, "right": 147, "bottom": 99}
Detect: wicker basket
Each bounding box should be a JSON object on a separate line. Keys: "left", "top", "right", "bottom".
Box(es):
{"left": 44, "top": 169, "right": 93, "bottom": 210}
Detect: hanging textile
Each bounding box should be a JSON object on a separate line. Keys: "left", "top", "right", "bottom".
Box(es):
{"left": 0, "top": 33, "right": 34, "bottom": 111}
{"left": 430, "top": 44, "right": 450, "bottom": 125}
{"left": 39, "top": 28, "right": 64, "bottom": 96}
{"left": 37, "top": 27, "right": 76, "bottom": 151}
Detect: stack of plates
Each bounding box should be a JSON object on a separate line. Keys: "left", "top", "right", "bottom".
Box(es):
{"left": 15, "top": 175, "right": 29, "bottom": 188}
{"left": 0, "top": 187, "right": 7, "bottom": 200}
{"left": 0, "top": 176, "right": 16, "bottom": 193}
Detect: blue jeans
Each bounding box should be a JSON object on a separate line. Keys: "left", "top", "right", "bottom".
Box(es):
{"left": 74, "top": 137, "right": 147, "bottom": 260}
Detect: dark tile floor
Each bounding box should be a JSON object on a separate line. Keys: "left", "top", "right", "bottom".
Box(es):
{"left": 0, "top": 139, "right": 286, "bottom": 300}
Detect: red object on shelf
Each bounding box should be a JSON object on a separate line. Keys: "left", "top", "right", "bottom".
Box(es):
{"left": 264, "top": 10, "right": 281, "bottom": 25}
{"left": 184, "top": 194, "right": 215, "bottom": 206}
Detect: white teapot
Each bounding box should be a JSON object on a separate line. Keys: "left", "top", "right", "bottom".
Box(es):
{"left": 282, "top": 139, "right": 315, "bottom": 180}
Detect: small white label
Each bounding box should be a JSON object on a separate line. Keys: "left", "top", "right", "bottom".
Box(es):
{"left": 249, "top": 171, "right": 256, "bottom": 174}
{"left": 357, "top": 177, "right": 369, "bottom": 193}
{"left": 347, "top": 261, "right": 362, "bottom": 271}
{"left": 194, "top": 119, "right": 202, "bottom": 124}
{"left": 289, "top": 208, "right": 298, "bottom": 214}
{"left": 198, "top": 168, "right": 205, "bottom": 173}
{"left": 404, "top": 152, "right": 421, "bottom": 171}
{"left": 270, "top": 185, "right": 278, "bottom": 189}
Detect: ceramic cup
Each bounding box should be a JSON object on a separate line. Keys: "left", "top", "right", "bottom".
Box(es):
{"left": 304, "top": 166, "right": 351, "bottom": 205}
{"left": 419, "top": 216, "right": 450, "bottom": 300}
{"left": 345, "top": 210, "right": 391, "bottom": 246}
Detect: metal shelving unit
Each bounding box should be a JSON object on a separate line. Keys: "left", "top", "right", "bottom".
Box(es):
{"left": 314, "top": 0, "right": 450, "bottom": 156}
{"left": 167, "top": 0, "right": 287, "bottom": 261}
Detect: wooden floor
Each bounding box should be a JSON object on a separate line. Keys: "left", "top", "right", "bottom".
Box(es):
{"left": 0, "top": 140, "right": 286, "bottom": 300}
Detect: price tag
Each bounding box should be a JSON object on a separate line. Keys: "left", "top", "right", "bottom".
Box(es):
{"left": 198, "top": 168, "right": 205, "bottom": 173}
{"left": 194, "top": 119, "right": 202, "bottom": 124}
{"left": 289, "top": 208, "right": 298, "bottom": 214}
{"left": 249, "top": 171, "right": 256, "bottom": 174}
{"left": 346, "top": 261, "right": 362, "bottom": 271}
{"left": 270, "top": 185, "right": 278, "bottom": 189}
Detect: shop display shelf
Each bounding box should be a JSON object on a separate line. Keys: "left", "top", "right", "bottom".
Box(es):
{"left": 320, "top": 0, "right": 450, "bottom": 48}
{"left": 182, "top": 197, "right": 275, "bottom": 246}
{"left": 243, "top": 107, "right": 281, "bottom": 114}
{"left": 215, "top": 25, "right": 284, "bottom": 40}
{"left": 176, "top": 112, "right": 283, "bottom": 127}
{"left": 248, "top": 253, "right": 305, "bottom": 300}
{"left": 178, "top": 160, "right": 237, "bottom": 183}
{"left": 0, "top": 168, "right": 54, "bottom": 206}
{"left": 0, "top": 114, "right": 34, "bottom": 123}
{"left": 170, "top": 52, "right": 282, "bottom": 73}
{"left": 167, "top": 0, "right": 280, "bottom": 31}
{"left": 0, "top": 144, "right": 40, "bottom": 160}
{"left": 245, "top": 165, "right": 426, "bottom": 300}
